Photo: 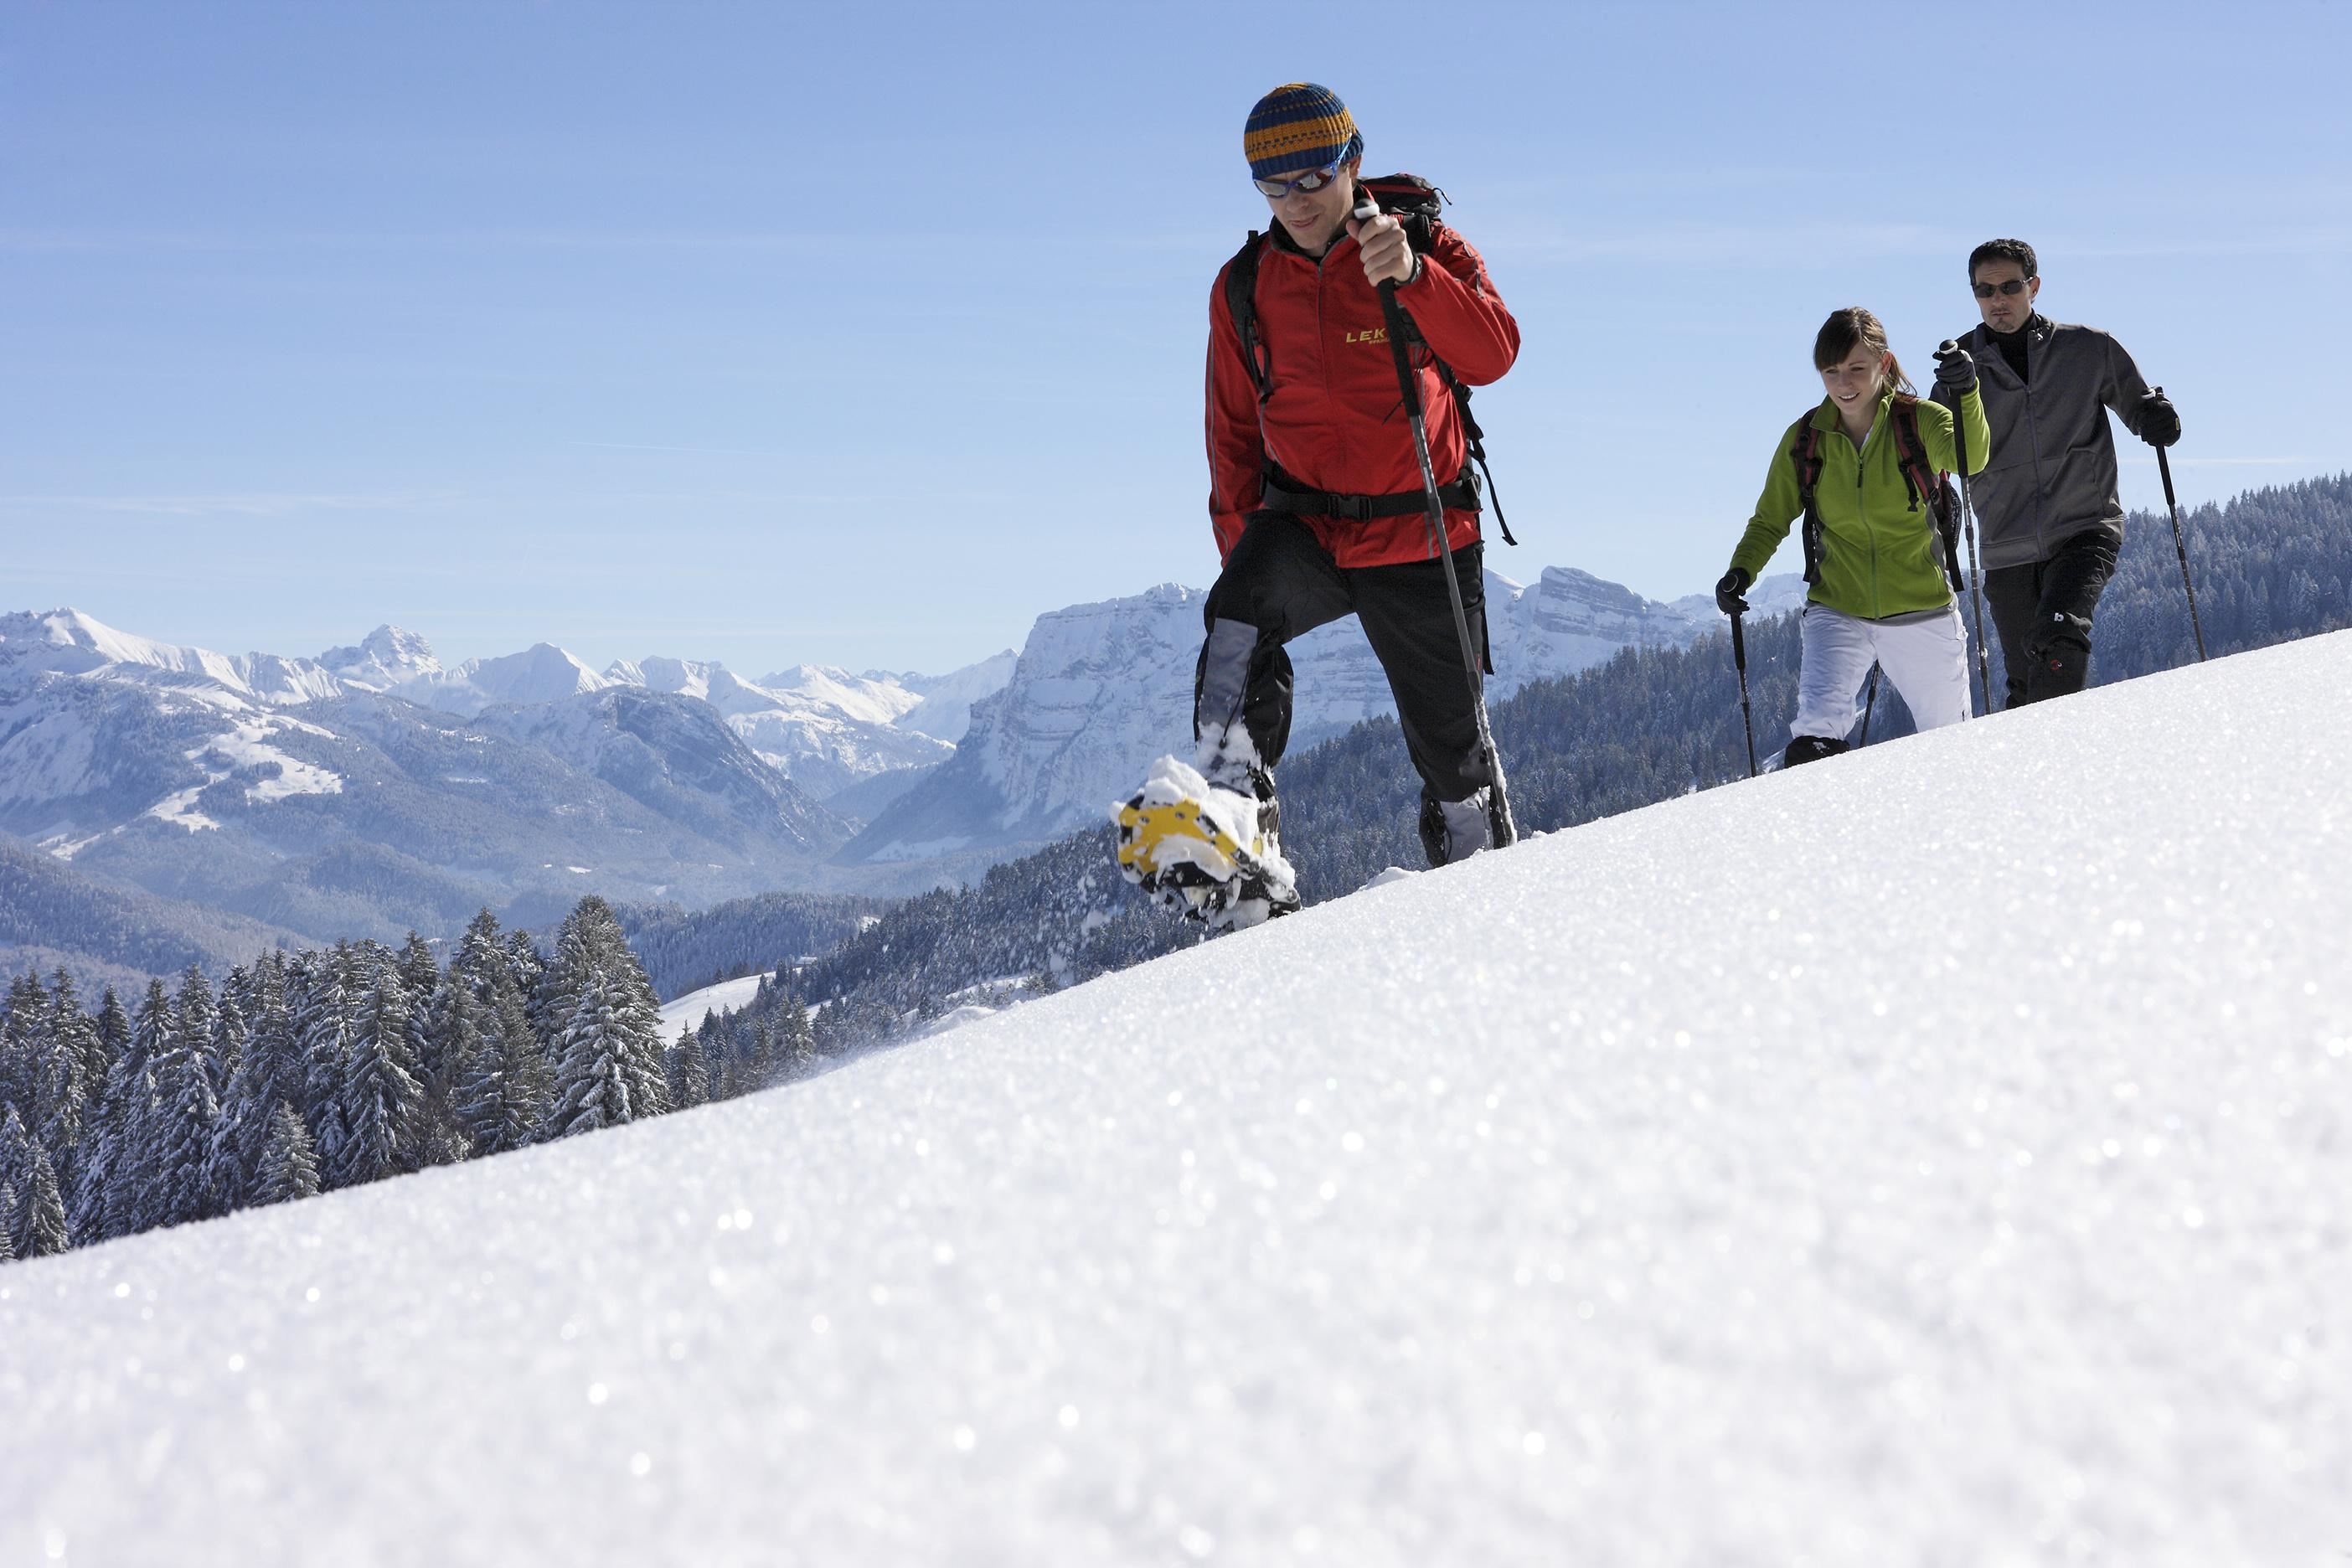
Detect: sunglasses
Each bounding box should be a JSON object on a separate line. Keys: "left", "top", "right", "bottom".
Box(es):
{"left": 1254, "top": 159, "right": 1345, "bottom": 199}
{"left": 1973, "top": 278, "right": 2034, "bottom": 298}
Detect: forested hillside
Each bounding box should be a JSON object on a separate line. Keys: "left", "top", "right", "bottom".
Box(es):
{"left": 0, "top": 838, "right": 308, "bottom": 996}
{"left": 0, "top": 896, "right": 800, "bottom": 1264}
{"left": 612, "top": 890, "right": 890, "bottom": 1001}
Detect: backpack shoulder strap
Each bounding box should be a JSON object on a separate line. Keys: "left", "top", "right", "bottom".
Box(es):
{"left": 1224, "top": 230, "right": 1270, "bottom": 404}
{"left": 1886, "top": 394, "right": 1933, "bottom": 507}
{"left": 1790, "top": 411, "right": 1824, "bottom": 503}
{"left": 1791, "top": 410, "right": 1827, "bottom": 587}
{"left": 1889, "top": 394, "right": 1964, "bottom": 591}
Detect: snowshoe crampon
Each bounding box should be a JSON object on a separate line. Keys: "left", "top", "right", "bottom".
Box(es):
{"left": 1112, "top": 756, "right": 1299, "bottom": 931}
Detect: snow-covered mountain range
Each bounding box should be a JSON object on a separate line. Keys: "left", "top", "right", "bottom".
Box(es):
{"left": 839, "top": 565, "right": 1805, "bottom": 863}
{"left": 0, "top": 610, "right": 927, "bottom": 945}
{"left": 310, "top": 624, "right": 1014, "bottom": 798}
{"left": 8, "top": 628, "right": 2340, "bottom": 1565}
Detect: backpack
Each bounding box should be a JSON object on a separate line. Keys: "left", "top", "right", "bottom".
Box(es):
{"left": 1790, "top": 394, "right": 1962, "bottom": 592}
{"left": 1222, "top": 173, "right": 1515, "bottom": 545}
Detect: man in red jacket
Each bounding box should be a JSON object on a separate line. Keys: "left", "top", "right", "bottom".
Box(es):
{"left": 1196, "top": 81, "right": 1521, "bottom": 878}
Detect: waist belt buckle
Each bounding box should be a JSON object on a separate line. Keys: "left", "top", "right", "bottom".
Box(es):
{"left": 1336, "top": 495, "right": 1372, "bottom": 521}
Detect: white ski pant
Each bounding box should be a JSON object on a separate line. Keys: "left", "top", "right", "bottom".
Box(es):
{"left": 1792, "top": 603, "right": 1971, "bottom": 742}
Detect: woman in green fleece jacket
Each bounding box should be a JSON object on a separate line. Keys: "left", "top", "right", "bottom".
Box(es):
{"left": 1714, "top": 307, "right": 1990, "bottom": 766}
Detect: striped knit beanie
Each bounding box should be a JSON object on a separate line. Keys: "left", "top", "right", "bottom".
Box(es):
{"left": 1244, "top": 82, "right": 1362, "bottom": 180}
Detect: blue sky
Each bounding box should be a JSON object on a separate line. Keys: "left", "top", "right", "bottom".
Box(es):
{"left": 5, "top": 1, "right": 2345, "bottom": 678}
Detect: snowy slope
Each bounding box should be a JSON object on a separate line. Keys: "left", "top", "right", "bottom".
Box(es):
{"left": 657, "top": 971, "right": 774, "bottom": 1034}
{"left": 8, "top": 631, "right": 2346, "bottom": 1565}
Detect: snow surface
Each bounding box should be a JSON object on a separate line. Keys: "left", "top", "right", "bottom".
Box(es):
{"left": 657, "top": 972, "right": 775, "bottom": 1035}
{"left": 6, "top": 632, "right": 2349, "bottom": 1565}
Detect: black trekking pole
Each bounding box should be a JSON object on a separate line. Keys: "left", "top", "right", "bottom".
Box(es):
{"left": 2153, "top": 390, "right": 2209, "bottom": 663}
{"left": 1856, "top": 663, "right": 1880, "bottom": 746}
{"left": 1730, "top": 609, "right": 1758, "bottom": 779}
{"left": 1360, "top": 196, "right": 1517, "bottom": 847}
{"left": 1941, "top": 341, "right": 1994, "bottom": 716}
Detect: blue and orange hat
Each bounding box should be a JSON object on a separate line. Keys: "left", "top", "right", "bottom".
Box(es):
{"left": 1244, "top": 82, "right": 1363, "bottom": 180}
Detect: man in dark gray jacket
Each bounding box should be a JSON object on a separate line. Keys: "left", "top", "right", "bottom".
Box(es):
{"left": 1951, "top": 238, "right": 2180, "bottom": 707}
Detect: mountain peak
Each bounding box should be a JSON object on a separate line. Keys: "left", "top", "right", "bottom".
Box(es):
{"left": 461, "top": 642, "right": 609, "bottom": 707}
{"left": 0, "top": 606, "right": 247, "bottom": 688}
{"left": 320, "top": 624, "right": 441, "bottom": 688}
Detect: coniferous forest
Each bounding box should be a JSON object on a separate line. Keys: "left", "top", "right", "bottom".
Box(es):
{"left": 0, "top": 895, "right": 815, "bottom": 1263}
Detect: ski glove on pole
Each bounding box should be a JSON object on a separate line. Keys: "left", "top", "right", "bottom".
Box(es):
{"left": 1715, "top": 566, "right": 1751, "bottom": 617}
{"left": 2138, "top": 389, "right": 2182, "bottom": 447}
{"left": 1933, "top": 343, "right": 1977, "bottom": 396}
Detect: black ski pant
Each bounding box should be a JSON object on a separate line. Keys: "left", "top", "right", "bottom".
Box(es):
{"left": 1194, "top": 513, "right": 1493, "bottom": 802}
{"left": 1982, "top": 527, "right": 2120, "bottom": 709}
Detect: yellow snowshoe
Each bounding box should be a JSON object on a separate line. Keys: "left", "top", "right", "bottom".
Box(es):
{"left": 1112, "top": 756, "right": 1299, "bottom": 930}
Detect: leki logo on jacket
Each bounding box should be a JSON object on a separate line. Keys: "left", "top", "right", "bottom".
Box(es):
{"left": 1343, "top": 327, "right": 1390, "bottom": 345}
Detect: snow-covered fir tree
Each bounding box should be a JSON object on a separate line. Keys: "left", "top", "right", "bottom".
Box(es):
{"left": 0, "top": 969, "right": 46, "bottom": 1115}
{"left": 19, "top": 1144, "right": 70, "bottom": 1258}
{"left": 147, "top": 1007, "right": 224, "bottom": 1230}
{"left": 94, "top": 986, "right": 131, "bottom": 1087}
{"left": 0, "top": 1184, "right": 13, "bottom": 1263}
{"left": 68, "top": 986, "right": 135, "bottom": 1244}
{"left": 415, "top": 972, "right": 479, "bottom": 1167}
{"left": 215, "top": 953, "right": 301, "bottom": 1210}
{"left": 73, "top": 1065, "right": 126, "bottom": 1244}
{"left": 395, "top": 933, "right": 451, "bottom": 1157}
{"left": 549, "top": 966, "right": 642, "bottom": 1137}
{"left": 294, "top": 946, "right": 353, "bottom": 1182}
{"left": 541, "top": 897, "right": 667, "bottom": 1122}
{"left": 31, "top": 996, "right": 91, "bottom": 1199}
{"left": 0, "top": 1105, "right": 31, "bottom": 1256}
{"left": 694, "top": 1015, "right": 728, "bottom": 1102}
{"left": 397, "top": 932, "right": 440, "bottom": 1007}
{"left": 746, "top": 1019, "right": 779, "bottom": 1090}
{"left": 664, "top": 1024, "right": 709, "bottom": 1111}
{"left": 40, "top": 967, "right": 102, "bottom": 1184}
{"left": 255, "top": 1101, "right": 322, "bottom": 1206}
{"left": 173, "top": 966, "right": 216, "bottom": 1078}
{"left": 450, "top": 910, "right": 552, "bottom": 1158}
{"left": 335, "top": 962, "right": 423, "bottom": 1189}
{"left": 773, "top": 991, "right": 818, "bottom": 1084}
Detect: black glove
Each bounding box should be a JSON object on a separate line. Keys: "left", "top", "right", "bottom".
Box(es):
{"left": 2138, "top": 389, "right": 2181, "bottom": 448}
{"left": 1933, "top": 339, "right": 1977, "bottom": 396}
{"left": 1715, "top": 566, "right": 1751, "bottom": 616}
